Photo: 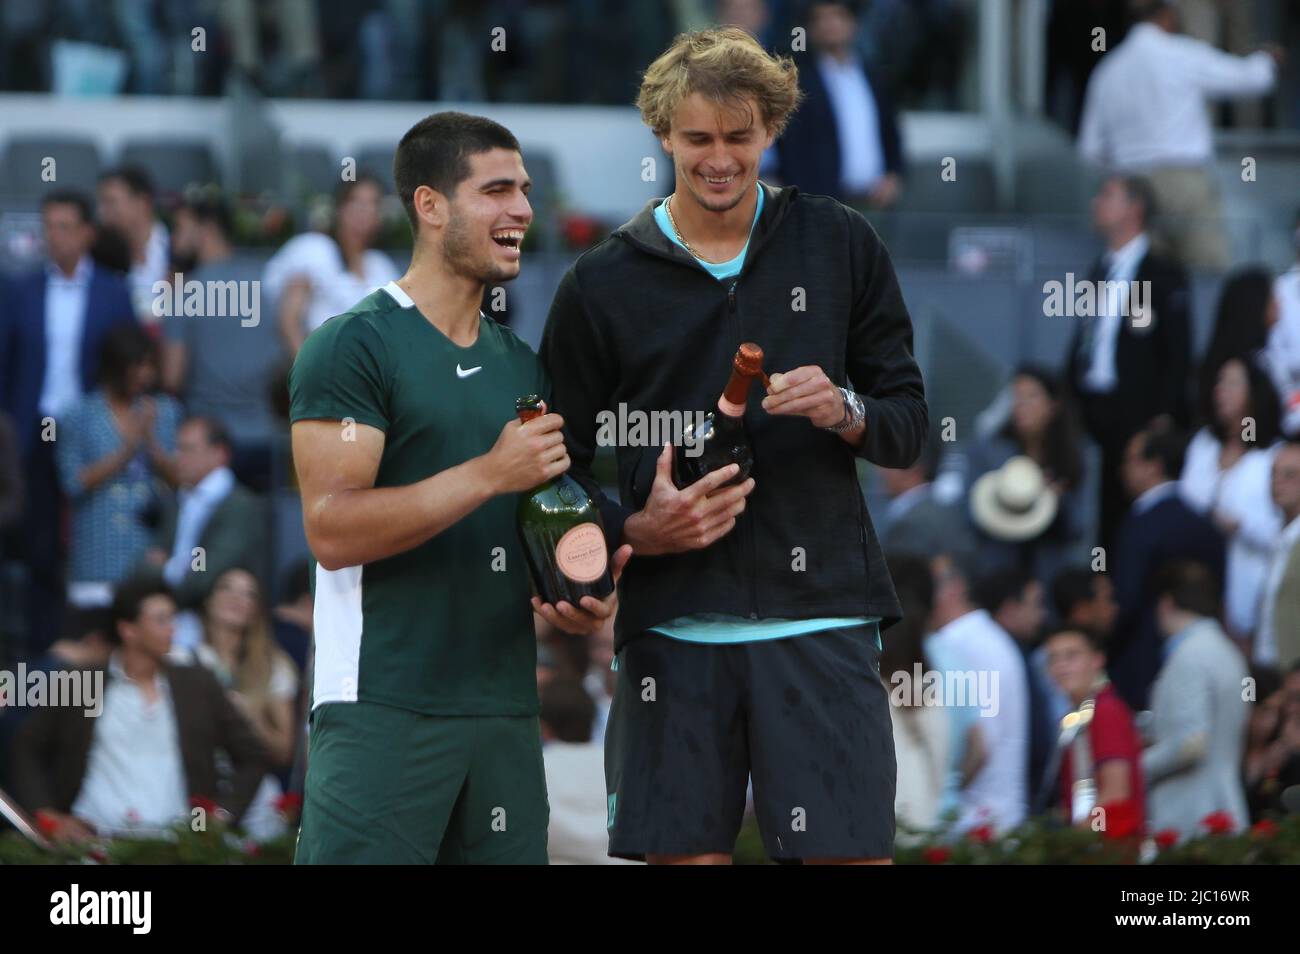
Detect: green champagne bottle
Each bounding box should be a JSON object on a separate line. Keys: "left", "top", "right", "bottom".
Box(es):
{"left": 515, "top": 395, "right": 615, "bottom": 606}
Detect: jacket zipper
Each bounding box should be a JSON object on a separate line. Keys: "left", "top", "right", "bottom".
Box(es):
{"left": 728, "top": 279, "right": 760, "bottom": 620}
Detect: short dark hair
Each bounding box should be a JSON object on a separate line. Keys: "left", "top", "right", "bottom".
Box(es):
{"left": 99, "top": 164, "right": 156, "bottom": 202}
{"left": 1129, "top": 0, "right": 1174, "bottom": 23}
{"left": 180, "top": 414, "right": 233, "bottom": 454}
{"left": 1117, "top": 175, "right": 1158, "bottom": 228}
{"left": 1043, "top": 626, "right": 1105, "bottom": 654}
{"left": 1250, "top": 664, "right": 1283, "bottom": 703}
{"left": 97, "top": 323, "right": 157, "bottom": 393}
{"left": 1051, "top": 567, "right": 1105, "bottom": 620}
{"left": 393, "top": 112, "right": 521, "bottom": 232}
{"left": 886, "top": 552, "right": 935, "bottom": 613}
{"left": 1152, "top": 559, "right": 1222, "bottom": 620}
{"left": 1134, "top": 420, "right": 1188, "bottom": 481}
{"left": 109, "top": 578, "right": 174, "bottom": 645}
{"left": 41, "top": 189, "right": 94, "bottom": 223}
{"left": 178, "top": 194, "right": 233, "bottom": 239}
{"left": 539, "top": 677, "right": 596, "bottom": 744}
{"left": 973, "top": 566, "right": 1035, "bottom": 615}
{"left": 59, "top": 605, "right": 112, "bottom": 643}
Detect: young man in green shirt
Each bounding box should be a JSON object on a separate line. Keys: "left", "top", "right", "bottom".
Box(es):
{"left": 289, "top": 112, "right": 630, "bottom": 864}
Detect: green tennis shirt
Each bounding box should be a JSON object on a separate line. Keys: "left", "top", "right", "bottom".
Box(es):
{"left": 289, "top": 281, "right": 547, "bottom": 716}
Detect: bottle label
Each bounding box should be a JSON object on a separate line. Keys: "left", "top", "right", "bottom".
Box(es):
{"left": 555, "top": 522, "right": 608, "bottom": 583}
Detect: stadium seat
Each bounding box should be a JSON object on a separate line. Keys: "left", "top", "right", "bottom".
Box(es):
{"left": 520, "top": 147, "right": 561, "bottom": 252}
{"left": 119, "top": 138, "right": 219, "bottom": 196}
{"left": 0, "top": 135, "right": 102, "bottom": 199}
{"left": 286, "top": 142, "right": 340, "bottom": 199}
{"left": 353, "top": 143, "right": 396, "bottom": 191}
{"left": 895, "top": 157, "right": 1000, "bottom": 216}
{"left": 1013, "top": 153, "right": 1105, "bottom": 218}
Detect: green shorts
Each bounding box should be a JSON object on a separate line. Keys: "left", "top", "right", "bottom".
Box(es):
{"left": 294, "top": 701, "right": 549, "bottom": 864}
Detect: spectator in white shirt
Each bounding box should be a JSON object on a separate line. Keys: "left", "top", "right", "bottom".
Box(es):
{"left": 11, "top": 579, "right": 269, "bottom": 842}
{"left": 1178, "top": 355, "right": 1283, "bottom": 645}
{"left": 1077, "top": 0, "right": 1281, "bottom": 269}
{"left": 926, "top": 551, "right": 1029, "bottom": 834}
{"left": 97, "top": 166, "right": 170, "bottom": 325}
{"left": 1267, "top": 215, "right": 1300, "bottom": 436}
{"left": 266, "top": 173, "right": 398, "bottom": 357}
{"left": 1257, "top": 440, "right": 1300, "bottom": 669}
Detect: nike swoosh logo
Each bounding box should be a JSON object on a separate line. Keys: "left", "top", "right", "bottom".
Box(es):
{"left": 456, "top": 364, "right": 482, "bottom": 379}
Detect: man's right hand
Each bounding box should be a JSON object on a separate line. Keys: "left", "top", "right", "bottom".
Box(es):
{"left": 481, "top": 405, "right": 570, "bottom": 494}
{"left": 623, "top": 443, "right": 755, "bottom": 557}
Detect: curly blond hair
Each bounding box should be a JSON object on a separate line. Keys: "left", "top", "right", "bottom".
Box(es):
{"left": 636, "top": 28, "right": 802, "bottom": 139}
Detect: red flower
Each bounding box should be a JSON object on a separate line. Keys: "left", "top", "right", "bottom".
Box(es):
{"left": 967, "top": 824, "right": 995, "bottom": 845}
{"left": 189, "top": 795, "right": 219, "bottom": 816}
{"left": 87, "top": 848, "right": 109, "bottom": 864}
{"left": 33, "top": 810, "right": 60, "bottom": 837}
{"left": 243, "top": 840, "right": 261, "bottom": 858}
{"left": 1250, "top": 819, "right": 1279, "bottom": 839}
{"left": 1098, "top": 800, "right": 1142, "bottom": 841}
{"left": 1153, "top": 829, "right": 1180, "bottom": 849}
{"left": 561, "top": 214, "right": 601, "bottom": 250}
{"left": 922, "top": 846, "right": 952, "bottom": 864}
{"left": 1201, "top": 811, "right": 1235, "bottom": 835}
{"left": 274, "top": 792, "right": 304, "bottom": 818}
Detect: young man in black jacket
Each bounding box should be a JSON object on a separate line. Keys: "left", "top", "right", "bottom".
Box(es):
{"left": 540, "top": 27, "right": 928, "bottom": 864}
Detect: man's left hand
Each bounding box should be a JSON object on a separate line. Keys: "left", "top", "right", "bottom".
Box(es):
{"left": 532, "top": 544, "right": 633, "bottom": 636}
{"left": 762, "top": 366, "right": 845, "bottom": 428}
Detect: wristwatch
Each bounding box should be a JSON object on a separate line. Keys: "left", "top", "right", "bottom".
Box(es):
{"left": 824, "top": 387, "right": 866, "bottom": 433}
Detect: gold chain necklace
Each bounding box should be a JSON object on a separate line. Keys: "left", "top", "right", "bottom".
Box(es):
{"left": 664, "top": 193, "right": 724, "bottom": 264}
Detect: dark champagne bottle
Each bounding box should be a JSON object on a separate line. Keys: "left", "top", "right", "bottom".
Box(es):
{"left": 672, "top": 342, "right": 764, "bottom": 489}
{"left": 515, "top": 395, "right": 615, "bottom": 606}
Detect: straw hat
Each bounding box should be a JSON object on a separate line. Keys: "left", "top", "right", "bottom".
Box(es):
{"left": 969, "top": 455, "right": 1059, "bottom": 542}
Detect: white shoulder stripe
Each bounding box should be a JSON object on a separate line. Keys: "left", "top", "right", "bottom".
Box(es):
{"left": 311, "top": 563, "right": 364, "bottom": 709}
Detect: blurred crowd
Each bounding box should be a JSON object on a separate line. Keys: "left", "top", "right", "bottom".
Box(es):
{"left": 876, "top": 172, "right": 1300, "bottom": 838}
{"left": 0, "top": 0, "right": 971, "bottom": 110}
{"left": 0, "top": 0, "right": 1299, "bottom": 862}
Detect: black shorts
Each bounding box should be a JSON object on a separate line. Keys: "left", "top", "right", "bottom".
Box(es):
{"left": 604, "top": 622, "right": 896, "bottom": 862}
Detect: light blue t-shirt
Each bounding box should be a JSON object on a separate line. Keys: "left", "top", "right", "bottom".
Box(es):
{"left": 647, "top": 185, "right": 877, "bottom": 645}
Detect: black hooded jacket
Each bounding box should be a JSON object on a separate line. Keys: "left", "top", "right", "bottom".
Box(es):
{"left": 539, "top": 182, "right": 927, "bottom": 649}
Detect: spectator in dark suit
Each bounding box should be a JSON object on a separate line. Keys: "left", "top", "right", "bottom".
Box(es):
{"left": 0, "top": 606, "right": 112, "bottom": 788}
{"left": 1109, "top": 422, "right": 1226, "bottom": 710}
{"left": 12, "top": 579, "right": 268, "bottom": 842}
{"left": 1064, "top": 175, "right": 1193, "bottom": 555}
{"left": 0, "top": 190, "right": 137, "bottom": 653}
{"left": 774, "top": 0, "right": 903, "bottom": 208}
{"left": 137, "top": 416, "right": 267, "bottom": 619}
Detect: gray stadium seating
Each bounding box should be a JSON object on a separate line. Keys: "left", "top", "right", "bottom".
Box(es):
{"left": 119, "top": 138, "right": 218, "bottom": 195}
{"left": 0, "top": 135, "right": 102, "bottom": 199}
{"left": 286, "top": 142, "right": 340, "bottom": 199}
{"left": 353, "top": 143, "right": 396, "bottom": 190}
